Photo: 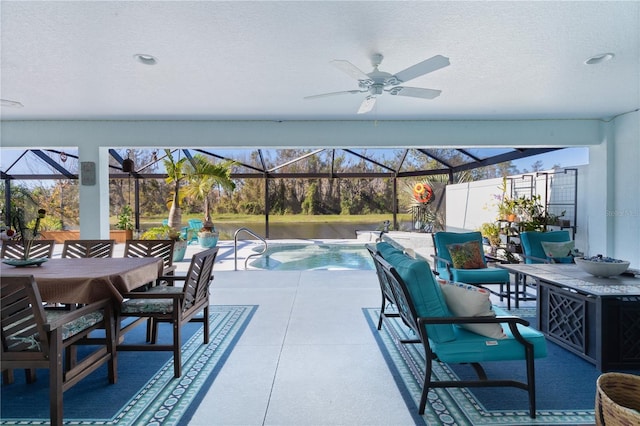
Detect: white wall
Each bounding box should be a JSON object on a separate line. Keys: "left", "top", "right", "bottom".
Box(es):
{"left": 445, "top": 111, "right": 639, "bottom": 269}
{"left": 446, "top": 178, "right": 502, "bottom": 232}
{"left": 609, "top": 112, "right": 639, "bottom": 266}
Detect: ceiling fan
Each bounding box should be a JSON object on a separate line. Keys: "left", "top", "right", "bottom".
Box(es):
{"left": 304, "top": 53, "right": 450, "bottom": 114}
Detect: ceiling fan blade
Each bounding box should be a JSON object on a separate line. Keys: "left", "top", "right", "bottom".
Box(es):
{"left": 357, "top": 96, "right": 377, "bottom": 114}
{"left": 388, "top": 86, "right": 442, "bottom": 99}
{"left": 304, "top": 90, "right": 363, "bottom": 100}
{"left": 392, "top": 55, "right": 450, "bottom": 84}
{"left": 330, "top": 60, "right": 371, "bottom": 80}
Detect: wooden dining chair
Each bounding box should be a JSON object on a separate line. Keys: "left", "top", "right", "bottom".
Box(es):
{"left": 117, "top": 247, "right": 218, "bottom": 378}
{"left": 61, "top": 239, "right": 115, "bottom": 258}
{"left": 124, "top": 239, "right": 176, "bottom": 276}
{"left": 1, "top": 275, "right": 118, "bottom": 426}
{"left": 1, "top": 239, "right": 55, "bottom": 259}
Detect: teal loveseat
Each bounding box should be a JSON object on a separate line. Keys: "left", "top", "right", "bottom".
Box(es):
{"left": 369, "top": 242, "right": 547, "bottom": 418}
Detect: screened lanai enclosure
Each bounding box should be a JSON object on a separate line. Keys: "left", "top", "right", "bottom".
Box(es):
{"left": 1, "top": 147, "right": 562, "bottom": 239}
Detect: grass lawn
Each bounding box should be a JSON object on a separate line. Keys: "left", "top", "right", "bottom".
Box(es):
{"left": 134, "top": 213, "right": 411, "bottom": 228}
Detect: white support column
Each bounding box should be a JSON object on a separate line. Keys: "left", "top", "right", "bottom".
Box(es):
{"left": 585, "top": 121, "right": 614, "bottom": 258}
{"left": 78, "top": 146, "right": 110, "bottom": 239}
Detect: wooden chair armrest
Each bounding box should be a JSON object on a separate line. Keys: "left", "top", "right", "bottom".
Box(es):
{"left": 44, "top": 298, "right": 113, "bottom": 331}
{"left": 156, "top": 275, "right": 187, "bottom": 285}
{"left": 161, "top": 265, "right": 177, "bottom": 276}
{"left": 121, "top": 291, "right": 185, "bottom": 300}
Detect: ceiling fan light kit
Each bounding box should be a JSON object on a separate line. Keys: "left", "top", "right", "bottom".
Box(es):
{"left": 133, "top": 53, "right": 158, "bottom": 65}
{"left": 305, "top": 53, "right": 450, "bottom": 114}
{"left": 584, "top": 52, "right": 614, "bottom": 65}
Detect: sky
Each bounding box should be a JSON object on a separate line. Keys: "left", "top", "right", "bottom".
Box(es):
{"left": 512, "top": 147, "right": 588, "bottom": 172}
{"left": 0, "top": 146, "right": 590, "bottom": 176}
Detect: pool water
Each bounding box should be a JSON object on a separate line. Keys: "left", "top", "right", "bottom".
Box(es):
{"left": 249, "top": 243, "right": 374, "bottom": 271}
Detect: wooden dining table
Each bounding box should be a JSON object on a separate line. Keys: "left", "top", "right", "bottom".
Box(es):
{"left": 0, "top": 257, "right": 163, "bottom": 304}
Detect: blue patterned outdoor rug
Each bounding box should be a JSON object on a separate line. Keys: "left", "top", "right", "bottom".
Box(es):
{"left": 1, "top": 305, "right": 256, "bottom": 425}
{"left": 364, "top": 307, "right": 600, "bottom": 425}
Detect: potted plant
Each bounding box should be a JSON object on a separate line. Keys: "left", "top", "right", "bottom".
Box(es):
{"left": 479, "top": 222, "right": 501, "bottom": 248}
{"left": 111, "top": 205, "right": 134, "bottom": 242}
{"left": 140, "top": 225, "right": 188, "bottom": 262}
{"left": 183, "top": 154, "right": 236, "bottom": 237}
{"left": 197, "top": 221, "right": 219, "bottom": 248}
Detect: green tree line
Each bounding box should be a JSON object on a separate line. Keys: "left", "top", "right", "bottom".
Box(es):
{"left": 2, "top": 148, "right": 533, "bottom": 231}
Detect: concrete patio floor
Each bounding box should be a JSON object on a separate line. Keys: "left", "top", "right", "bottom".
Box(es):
{"left": 47, "top": 236, "right": 529, "bottom": 425}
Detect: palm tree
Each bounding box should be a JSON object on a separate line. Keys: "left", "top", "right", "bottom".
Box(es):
{"left": 183, "top": 155, "right": 235, "bottom": 229}
{"left": 163, "top": 150, "right": 190, "bottom": 230}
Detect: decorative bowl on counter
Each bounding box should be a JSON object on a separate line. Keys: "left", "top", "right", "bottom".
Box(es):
{"left": 574, "top": 256, "right": 630, "bottom": 278}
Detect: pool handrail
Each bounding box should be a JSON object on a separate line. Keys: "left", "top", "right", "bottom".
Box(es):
{"left": 234, "top": 227, "right": 268, "bottom": 270}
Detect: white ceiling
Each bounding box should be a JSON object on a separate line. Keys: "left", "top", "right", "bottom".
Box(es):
{"left": 1, "top": 1, "right": 638, "bottom": 122}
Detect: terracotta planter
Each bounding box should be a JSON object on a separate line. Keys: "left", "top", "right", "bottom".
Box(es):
{"left": 41, "top": 230, "right": 80, "bottom": 243}
{"left": 41, "top": 229, "right": 132, "bottom": 243}
{"left": 110, "top": 229, "right": 133, "bottom": 243}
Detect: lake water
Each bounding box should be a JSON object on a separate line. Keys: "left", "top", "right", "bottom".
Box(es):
{"left": 214, "top": 222, "right": 390, "bottom": 240}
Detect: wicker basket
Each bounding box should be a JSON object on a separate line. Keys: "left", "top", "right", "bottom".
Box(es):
{"left": 595, "top": 372, "right": 640, "bottom": 426}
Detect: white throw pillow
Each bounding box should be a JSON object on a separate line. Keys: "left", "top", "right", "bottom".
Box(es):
{"left": 540, "top": 240, "right": 575, "bottom": 258}
{"left": 439, "top": 281, "right": 507, "bottom": 339}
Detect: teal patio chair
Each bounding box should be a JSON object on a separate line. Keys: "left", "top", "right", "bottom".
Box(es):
{"left": 432, "top": 231, "right": 512, "bottom": 309}
{"left": 187, "top": 219, "right": 203, "bottom": 244}
{"left": 520, "top": 230, "right": 573, "bottom": 264}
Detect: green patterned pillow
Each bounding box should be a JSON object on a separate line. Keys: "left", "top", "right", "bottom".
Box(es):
{"left": 446, "top": 240, "right": 487, "bottom": 269}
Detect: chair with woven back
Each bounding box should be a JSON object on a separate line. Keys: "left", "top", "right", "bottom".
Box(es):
{"left": 62, "top": 239, "right": 115, "bottom": 258}
{"left": 116, "top": 247, "right": 218, "bottom": 378}
{"left": 1, "top": 275, "right": 117, "bottom": 426}
{"left": 1, "top": 240, "right": 55, "bottom": 260}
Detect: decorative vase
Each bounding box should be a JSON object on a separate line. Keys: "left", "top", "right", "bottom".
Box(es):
{"left": 173, "top": 240, "right": 188, "bottom": 262}
{"left": 197, "top": 231, "right": 219, "bottom": 248}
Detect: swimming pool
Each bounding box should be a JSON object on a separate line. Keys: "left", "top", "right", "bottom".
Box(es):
{"left": 248, "top": 243, "right": 374, "bottom": 271}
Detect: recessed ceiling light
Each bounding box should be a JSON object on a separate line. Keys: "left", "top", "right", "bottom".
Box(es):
{"left": 1, "top": 99, "right": 24, "bottom": 108}
{"left": 585, "top": 53, "right": 614, "bottom": 65}
{"left": 134, "top": 53, "right": 158, "bottom": 65}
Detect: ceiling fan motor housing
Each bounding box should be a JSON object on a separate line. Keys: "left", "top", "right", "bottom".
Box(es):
{"left": 369, "top": 84, "right": 384, "bottom": 95}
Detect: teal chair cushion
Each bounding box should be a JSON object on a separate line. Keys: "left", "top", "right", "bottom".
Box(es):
{"left": 520, "top": 231, "right": 572, "bottom": 264}
{"left": 376, "top": 241, "right": 403, "bottom": 258}
{"left": 430, "top": 306, "right": 547, "bottom": 363}
{"left": 449, "top": 267, "right": 510, "bottom": 285}
{"left": 433, "top": 231, "right": 509, "bottom": 285}
{"left": 382, "top": 251, "right": 456, "bottom": 343}
{"left": 433, "top": 231, "right": 487, "bottom": 268}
